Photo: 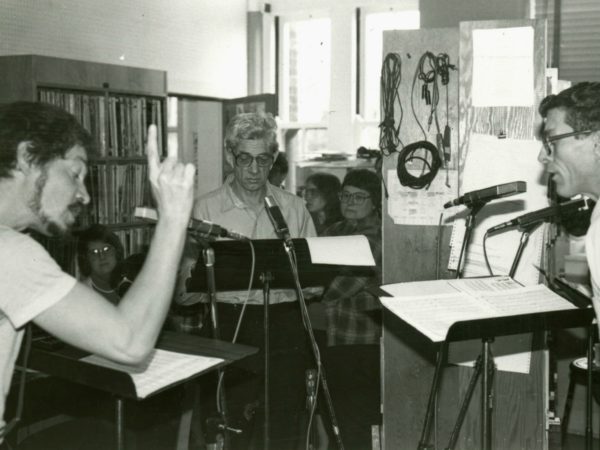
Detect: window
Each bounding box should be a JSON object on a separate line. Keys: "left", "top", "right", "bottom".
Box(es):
{"left": 280, "top": 16, "right": 331, "bottom": 123}
{"left": 361, "top": 5, "right": 420, "bottom": 122}
{"left": 535, "top": 0, "right": 600, "bottom": 82}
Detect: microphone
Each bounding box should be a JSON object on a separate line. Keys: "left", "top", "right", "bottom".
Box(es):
{"left": 487, "top": 197, "right": 591, "bottom": 233}
{"left": 444, "top": 181, "right": 527, "bottom": 208}
{"left": 264, "top": 196, "right": 292, "bottom": 246}
{"left": 134, "top": 207, "right": 248, "bottom": 240}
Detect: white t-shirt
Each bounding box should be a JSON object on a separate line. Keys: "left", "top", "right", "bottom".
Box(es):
{"left": 0, "top": 226, "right": 76, "bottom": 434}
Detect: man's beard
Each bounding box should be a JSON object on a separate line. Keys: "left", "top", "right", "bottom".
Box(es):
{"left": 28, "top": 168, "right": 82, "bottom": 237}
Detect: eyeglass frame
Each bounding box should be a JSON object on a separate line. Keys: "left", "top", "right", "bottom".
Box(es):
{"left": 232, "top": 151, "right": 274, "bottom": 168}
{"left": 87, "top": 245, "right": 115, "bottom": 258}
{"left": 338, "top": 191, "right": 371, "bottom": 205}
{"left": 541, "top": 129, "right": 594, "bottom": 156}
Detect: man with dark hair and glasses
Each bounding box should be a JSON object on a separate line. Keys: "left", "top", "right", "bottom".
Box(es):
{"left": 537, "top": 82, "right": 600, "bottom": 332}
{"left": 188, "top": 112, "right": 315, "bottom": 448}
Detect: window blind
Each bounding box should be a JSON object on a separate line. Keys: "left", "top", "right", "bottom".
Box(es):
{"left": 535, "top": 0, "right": 600, "bottom": 82}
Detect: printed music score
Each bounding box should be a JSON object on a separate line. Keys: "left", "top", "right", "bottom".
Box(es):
{"left": 82, "top": 349, "right": 224, "bottom": 399}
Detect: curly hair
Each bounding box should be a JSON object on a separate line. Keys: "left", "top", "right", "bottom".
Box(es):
{"left": 539, "top": 82, "right": 600, "bottom": 134}
{"left": 305, "top": 172, "right": 343, "bottom": 225}
{"left": 0, "top": 101, "right": 94, "bottom": 179}
{"left": 76, "top": 224, "right": 124, "bottom": 278}
{"left": 342, "top": 169, "right": 382, "bottom": 215}
{"left": 224, "top": 112, "right": 278, "bottom": 154}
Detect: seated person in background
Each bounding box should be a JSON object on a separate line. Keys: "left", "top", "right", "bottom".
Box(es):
{"left": 267, "top": 151, "right": 288, "bottom": 188}
{"left": 76, "top": 224, "right": 125, "bottom": 305}
{"left": 303, "top": 172, "right": 342, "bottom": 236}
{"left": 320, "top": 168, "right": 382, "bottom": 450}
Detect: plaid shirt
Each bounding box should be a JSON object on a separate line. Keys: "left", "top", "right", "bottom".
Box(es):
{"left": 322, "top": 215, "right": 382, "bottom": 346}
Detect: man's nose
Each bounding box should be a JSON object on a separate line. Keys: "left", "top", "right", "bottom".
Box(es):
{"left": 78, "top": 183, "right": 91, "bottom": 205}
{"left": 248, "top": 159, "right": 259, "bottom": 172}
{"left": 537, "top": 146, "right": 550, "bottom": 164}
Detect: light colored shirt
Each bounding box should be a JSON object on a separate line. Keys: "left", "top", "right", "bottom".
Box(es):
{"left": 192, "top": 178, "right": 316, "bottom": 304}
{"left": 0, "top": 227, "right": 76, "bottom": 433}
{"left": 585, "top": 203, "right": 600, "bottom": 333}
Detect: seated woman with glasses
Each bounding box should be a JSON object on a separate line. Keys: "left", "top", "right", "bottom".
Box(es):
{"left": 76, "top": 224, "right": 125, "bottom": 305}
{"left": 303, "top": 172, "right": 343, "bottom": 236}
{"left": 320, "top": 168, "right": 382, "bottom": 450}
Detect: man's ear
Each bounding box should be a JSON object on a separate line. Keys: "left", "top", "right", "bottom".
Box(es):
{"left": 15, "top": 141, "right": 34, "bottom": 174}
{"left": 225, "top": 147, "right": 235, "bottom": 168}
{"left": 271, "top": 150, "right": 279, "bottom": 169}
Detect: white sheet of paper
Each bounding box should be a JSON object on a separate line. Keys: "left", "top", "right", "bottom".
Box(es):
{"left": 386, "top": 169, "right": 457, "bottom": 225}
{"left": 448, "top": 133, "right": 548, "bottom": 286}
{"left": 82, "top": 349, "right": 224, "bottom": 399}
{"left": 472, "top": 26, "right": 534, "bottom": 107}
{"left": 305, "top": 235, "right": 375, "bottom": 266}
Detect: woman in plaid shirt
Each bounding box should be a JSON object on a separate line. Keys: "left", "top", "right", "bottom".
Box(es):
{"left": 321, "top": 169, "right": 382, "bottom": 450}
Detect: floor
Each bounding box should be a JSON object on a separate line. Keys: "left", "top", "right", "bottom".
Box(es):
{"left": 5, "top": 376, "right": 600, "bottom": 450}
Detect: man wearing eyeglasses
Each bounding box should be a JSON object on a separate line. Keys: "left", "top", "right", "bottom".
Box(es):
{"left": 188, "top": 112, "right": 316, "bottom": 448}
{"left": 537, "top": 82, "right": 600, "bottom": 331}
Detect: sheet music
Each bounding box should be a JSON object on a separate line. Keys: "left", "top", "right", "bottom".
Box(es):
{"left": 82, "top": 349, "right": 224, "bottom": 399}
{"left": 446, "top": 276, "right": 521, "bottom": 293}
{"left": 305, "top": 235, "right": 375, "bottom": 266}
{"left": 381, "top": 293, "right": 499, "bottom": 342}
{"left": 380, "top": 282, "right": 576, "bottom": 343}
{"left": 478, "top": 284, "right": 576, "bottom": 316}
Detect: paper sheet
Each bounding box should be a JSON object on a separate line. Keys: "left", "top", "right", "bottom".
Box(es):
{"left": 82, "top": 349, "right": 224, "bottom": 399}
{"left": 305, "top": 235, "right": 376, "bottom": 266}
{"left": 472, "top": 26, "right": 534, "bottom": 107}
{"left": 386, "top": 169, "right": 457, "bottom": 225}
{"left": 380, "top": 283, "right": 575, "bottom": 344}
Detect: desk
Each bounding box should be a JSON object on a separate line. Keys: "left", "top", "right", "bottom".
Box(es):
{"left": 23, "top": 331, "right": 256, "bottom": 450}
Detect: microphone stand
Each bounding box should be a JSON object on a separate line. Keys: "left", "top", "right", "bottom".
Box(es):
{"left": 279, "top": 238, "right": 345, "bottom": 450}
{"left": 508, "top": 222, "right": 541, "bottom": 278}
{"left": 455, "top": 202, "right": 485, "bottom": 279}
{"left": 261, "top": 270, "right": 273, "bottom": 450}
{"left": 202, "top": 246, "right": 233, "bottom": 450}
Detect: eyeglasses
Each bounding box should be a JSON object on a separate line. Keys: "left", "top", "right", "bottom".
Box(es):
{"left": 233, "top": 152, "right": 274, "bottom": 168}
{"left": 339, "top": 191, "right": 371, "bottom": 205}
{"left": 541, "top": 130, "right": 593, "bottom": 156}
{"left": 88, "top": 245, "right": 115, "bottom": 258}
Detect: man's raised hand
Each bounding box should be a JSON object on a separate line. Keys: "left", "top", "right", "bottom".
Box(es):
{"left": 146, "top": 124, "right": 195, "bottom": 227}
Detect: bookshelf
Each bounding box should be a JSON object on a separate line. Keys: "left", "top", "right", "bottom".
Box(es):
{"left": 0, "top": 54, "right": 167, "bottom": 264}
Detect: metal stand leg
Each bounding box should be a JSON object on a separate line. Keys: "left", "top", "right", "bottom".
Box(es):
{"left": 418, "top": 342, "right": 447, "bottom": 450}
{"left": 445, "top": 339, "right": 495, "bottom": 450}
{"left": 262, "top": 271, "right": 272, "bottom": 450}
{"left": 586, "top": 326, "right": 594, "bottom": 450}
{"left": 115, "top": 398, "right": 125, "bottom": 450}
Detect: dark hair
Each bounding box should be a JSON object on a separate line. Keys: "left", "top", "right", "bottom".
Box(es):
{"left": 224, "top": 112, "right": 278, "bottom": 154}
{"left": 0, "top": 101, "right": 94, "bottom": 179}
{"left": 76, "top": 224, "right": 124, "bottom": 277}
{"left": 269, "top": 152, "right": 289, "bottom": 176}
{"left": 305, "top": 172, "right": 343, "bottom": 224}
{"left": 539, "top": 82, "right": 600, "bottom": 134}
{"left": 342, "top": 169, "right": 382, "bottom": 214}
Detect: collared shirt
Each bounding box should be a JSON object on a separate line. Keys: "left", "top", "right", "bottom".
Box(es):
{"left": 192, "top": 177, "right": 316, "bottom": 304}
{"left": 321, "top": 214, "right": 382, "bottom": 346}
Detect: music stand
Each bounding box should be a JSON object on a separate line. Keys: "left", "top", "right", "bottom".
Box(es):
{"left": 188, "top": 238, "right": 374, "bottom": 450}
{"left": 380, "top": 278, "right": 595, "bottom": 450}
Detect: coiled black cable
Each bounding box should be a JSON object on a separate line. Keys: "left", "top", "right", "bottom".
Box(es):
{"left": 396, "top": 140, "right": 442, "bottom": 189}
{"left": 378, "top": 53, "right": 403, "bottom": 155}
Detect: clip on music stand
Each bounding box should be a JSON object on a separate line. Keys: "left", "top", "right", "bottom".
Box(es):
{"left": 188, "top": 238, "right": 372, "bottom": 450}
